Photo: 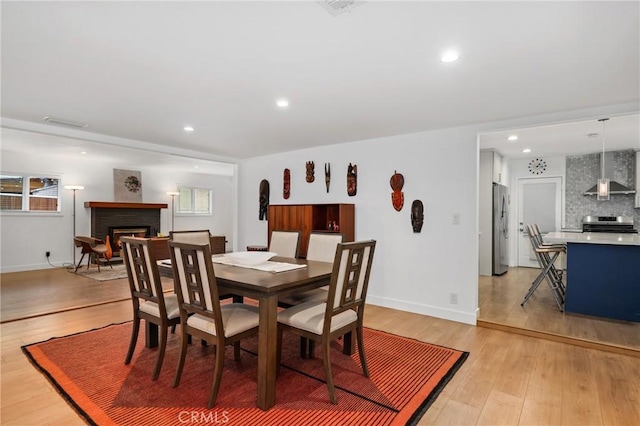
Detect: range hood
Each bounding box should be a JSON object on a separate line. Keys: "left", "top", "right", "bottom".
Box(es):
{"left": 584, "top": 152, "right": 636, "bottom": 195}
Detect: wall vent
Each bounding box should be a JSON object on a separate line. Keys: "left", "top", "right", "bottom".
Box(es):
{"left": 317, "top": 0, "right": 364, "bottom": 16}
{"left": 43, "top": 116, "right": 89, "bottom": 129}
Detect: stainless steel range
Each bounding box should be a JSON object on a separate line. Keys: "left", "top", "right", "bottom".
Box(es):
{"left": 582, "top": 216, "right": 638, "bottom": 233}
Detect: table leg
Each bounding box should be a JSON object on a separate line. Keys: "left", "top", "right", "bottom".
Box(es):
{"left": 342, "top": 331, "right": 355, "bottom": 355}
{"left": 257, "top": 294, "right": 278, "bottom": 410}
{"left": 145, "top": 321, "right": 158, "bottom": 348}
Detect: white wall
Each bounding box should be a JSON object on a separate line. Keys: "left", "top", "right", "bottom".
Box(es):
{"left": 238, "top": 126, "right": 480, "bottom": 325}
{"left": 0, "top": 130, "right": 235, "bottom": 272}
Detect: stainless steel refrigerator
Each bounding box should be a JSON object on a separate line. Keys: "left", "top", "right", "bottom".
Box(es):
{"left": 492, "top": 183, "right": 509, "bottom": 275}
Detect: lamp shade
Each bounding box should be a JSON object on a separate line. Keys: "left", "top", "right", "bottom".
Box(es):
{"left": 64, "top": 185, "right": 85, "bottom": 190}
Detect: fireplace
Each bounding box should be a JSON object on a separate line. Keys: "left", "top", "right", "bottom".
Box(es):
{"left": 86, "top": 202, "right": 167, "bottom": 254}
{"left": 109, "top": 226, "right": 151, "bottom": 257}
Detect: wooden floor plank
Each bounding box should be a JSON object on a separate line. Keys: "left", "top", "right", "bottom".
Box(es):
{"left": 2, "top": 269, "right": 640, "bottom": 425}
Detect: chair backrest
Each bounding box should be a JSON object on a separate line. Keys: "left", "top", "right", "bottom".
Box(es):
{"left": 306, "top": 232, "right": 344, "bottom": 263}
{"left": 169, "top": 241, "right": 223, "bottom": 330}
{"left": 170, "top": 230, "right": 212, "bottom": 246}
{"left": 121, "top": 236, "right": 166, "bottom": 308}
{"left": 324, "top": 240, "right": 376, "bottom": 324}
{"left": 269, "top": 230, "right": 301, "bottom": 258}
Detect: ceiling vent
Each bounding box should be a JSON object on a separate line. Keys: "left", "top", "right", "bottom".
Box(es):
{"left": 43, "top": 116, "right": 89, "bottom": 129}
{"left": 317, "top": 0, "right": 364, "bottom": 16}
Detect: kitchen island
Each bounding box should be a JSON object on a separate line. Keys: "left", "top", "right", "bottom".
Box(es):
{"left": 544, "top": 232, "right": 640, "bottom": 322}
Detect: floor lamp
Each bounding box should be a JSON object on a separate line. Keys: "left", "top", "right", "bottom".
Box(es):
{"left": 64, "top": 185, "right": 85, "bottom": 268}
{"left": 167, "top": 192, "right": 179, "bottom": 232}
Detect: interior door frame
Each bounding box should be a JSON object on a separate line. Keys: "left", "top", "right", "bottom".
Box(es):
{"left": 516, "top": 176, "right": 563, "bottom": 267}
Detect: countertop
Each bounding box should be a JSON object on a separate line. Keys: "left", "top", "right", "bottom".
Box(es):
{"left": 544, "top": 231, "right": 640, "bottom": 246}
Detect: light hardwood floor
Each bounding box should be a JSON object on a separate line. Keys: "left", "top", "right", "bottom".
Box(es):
{"left": 478, "top": 267, "right": 640, "bottom": 356}
{"left": 1, "top": 268, "right": 639, "bottom": 425}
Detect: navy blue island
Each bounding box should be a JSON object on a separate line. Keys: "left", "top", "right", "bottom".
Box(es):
{"left": 545, "top": 232, "right": 640, "bottom": 323}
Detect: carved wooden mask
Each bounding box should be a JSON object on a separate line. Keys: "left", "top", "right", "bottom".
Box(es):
{"left": 324, "top": 163, "right": 331, "bottom": 193}
{"left": 306, "top": 161, "right": 315, "bottom": 183}
{"left": 347, "top": 163, "right": 357, "bottom": 196}
{"left": 283, "top": 168, "right": 291, "bottom": 199}
{"left": 259, "top": 179, "right": 269, "bottom": 220}
{"left": 411, "top": 200, "right": 424, "bottom": 233}
{"left": 390, "top": 170, "right": 404, "bottom": 211}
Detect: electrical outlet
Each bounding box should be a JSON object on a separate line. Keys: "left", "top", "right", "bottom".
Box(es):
{"left": 449, "top": 292, "right": 458, "bottom": 304}
{"left": 46, "top": 251, "right": 51, "bottom": 258}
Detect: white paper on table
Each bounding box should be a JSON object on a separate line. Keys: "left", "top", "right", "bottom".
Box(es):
{"left": 211, "top": 256, "right": 306, "bottom": 273}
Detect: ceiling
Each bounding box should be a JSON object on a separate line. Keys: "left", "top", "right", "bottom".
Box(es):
{"left": 1, "top": 1, "right": 639, "bottom": 161}
{"left": 479, "top": 113, "right": 640, "bottom": 159}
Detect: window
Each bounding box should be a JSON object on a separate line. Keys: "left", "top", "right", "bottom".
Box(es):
{"left": 176, "top": 186, "right": 212, "bottom": 215}
{"left": 0, "top": 174, "right": 61, "bottom": 212}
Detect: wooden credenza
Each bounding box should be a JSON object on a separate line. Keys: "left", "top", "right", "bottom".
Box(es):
{"left": 150, "top": 236, "right": 226, "bottom": 260}
{"left": 267, "top": 204, "right": 354, "bottom": 258}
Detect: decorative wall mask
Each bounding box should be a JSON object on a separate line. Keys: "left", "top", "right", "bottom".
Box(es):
{"left": 324, "top": 163, "right": 331, "bottom": 193}
{"left": 306, "top": 161, "right": 315, "bottom": 183}
{"left": 390, "top": 170, "right": 405, "bottom": 211}
{"left": 411, "top": 200, "right": 424, "bottom": 233}
{"left": 347, "top": 163, "right": 357, "bottom": 196}
{"left": 259, "top": 179, "right": 270, "bottom": 220}
{"left": 283, "top": 168, "right": 291, "bottom": 199}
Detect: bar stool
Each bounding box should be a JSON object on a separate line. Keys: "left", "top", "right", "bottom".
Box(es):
{"left": 521, "top": 224, "right": 566, "bottom": 311}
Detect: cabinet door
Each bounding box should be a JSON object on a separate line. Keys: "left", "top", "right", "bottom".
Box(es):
{"left": 267, "top": 205, "right": 312, "bottom": 256}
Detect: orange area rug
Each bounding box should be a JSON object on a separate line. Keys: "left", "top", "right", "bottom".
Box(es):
{"left": 23, "top": 322, "right": 467, "bottom": 425}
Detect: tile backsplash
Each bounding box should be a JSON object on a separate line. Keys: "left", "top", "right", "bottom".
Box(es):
{"left": 565, "top": 149, "right": 638, "bottom": 230}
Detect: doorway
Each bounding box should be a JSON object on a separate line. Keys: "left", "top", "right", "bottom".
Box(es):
{"left": 517, "top": 176, "right": 562, "bottom": 267}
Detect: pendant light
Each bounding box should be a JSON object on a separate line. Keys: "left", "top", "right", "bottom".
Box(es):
{"left": 597, "top": 118, "right": 610, "bottom": 201}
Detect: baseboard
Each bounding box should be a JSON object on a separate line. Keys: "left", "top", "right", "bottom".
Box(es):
{"left": 477, "top": 319, "right": 640, "bottom": 358}
{"left": 367, "top": 295, "right": 477, "bottom": 325}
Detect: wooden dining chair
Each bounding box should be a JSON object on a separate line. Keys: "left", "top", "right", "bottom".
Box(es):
{"left": 278, "top": 232, "right": 345, "bottom": 357}
{"left": 277, "top": 239, "right": 376, "bottom": 404}
{"left": 171, "top": 230, "right": 240, "bottom": 303}
{"left": 279, "top": 232, "right": 344, "bottom": 306}
{"left": 121, "top": 236, "right": 181, "bottom": 380}
{"left": 169, "top": 240, "right": 260, "bottom": 408}
{"left": 269, "top": 230, "right": 301, "bottom": 258}
{"left": 170, "top": 230, "right": 211, "bottom": 245}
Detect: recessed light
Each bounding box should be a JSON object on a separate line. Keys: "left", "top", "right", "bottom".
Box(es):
{"left": 508, "top": 135, "right": 518, "bottom": 141}
{"left": 522, "top": 148, "right": 532, "bottom": 153}
{"left": 80, "top": 151, "right": 87, "bottom": 155}
{"left": 183, "top": 126, "right": 194, "bottom": 132}
{"left": 440, "top": 50, "right": 459, "bottom": 63}
{"left": 276, "top": 99, "right": 289, "bottom": 108}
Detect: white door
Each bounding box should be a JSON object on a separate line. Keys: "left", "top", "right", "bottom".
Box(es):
{"left": 517, "top": 177, "right": 562, "bottom": 267}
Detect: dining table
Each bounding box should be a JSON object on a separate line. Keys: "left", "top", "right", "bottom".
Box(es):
{"left": 155, "top": 255, "right": 341, "bottom": 410}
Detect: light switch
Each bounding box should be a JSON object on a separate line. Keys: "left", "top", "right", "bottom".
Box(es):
{"left": 452, "top": 213, "right": 461, "bottom": 225}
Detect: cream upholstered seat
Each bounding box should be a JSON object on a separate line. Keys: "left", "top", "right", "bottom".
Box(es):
{"left": 121, "top": 236, "right": 181, "bottom": 381}
{"left": 268, "top": 230, "right": 301, "bottom": 258}
{"left": 170, "top": 230, "right": 212, "bottom": 245}
{"left": 279, "top": 232, "right": 344, "bottom": 307}
{"left": 306, "top": 232, "right": 345, "bottom": 263}
{"left": 277, "top": 240, "right": 376, "bottom": 404}
{"left": 169, "top": 240, "right": 260, "bottom": 408}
